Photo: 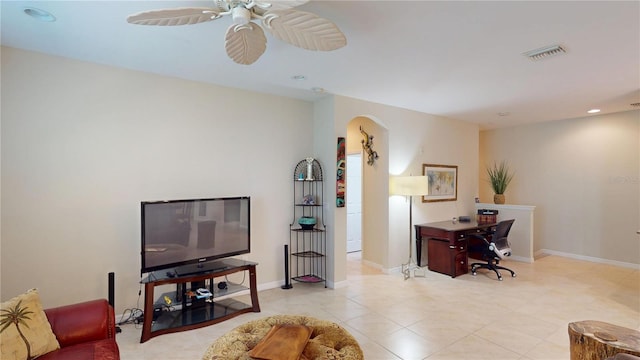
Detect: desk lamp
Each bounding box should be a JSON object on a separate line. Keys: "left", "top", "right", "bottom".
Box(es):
{"left": 390, "top": 175, "right": 429, "bottom": 280}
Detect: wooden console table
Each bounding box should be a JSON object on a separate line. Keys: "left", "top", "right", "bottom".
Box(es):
{"left": 140, "top": 258, "right": 260, "bottom": 342}
{"left": 415, "top": 220, "right": 497, "bottom": 278}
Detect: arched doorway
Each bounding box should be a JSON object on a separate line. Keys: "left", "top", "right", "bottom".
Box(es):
{"left": 344, "top": 116, "right": 389, "bottom": 271}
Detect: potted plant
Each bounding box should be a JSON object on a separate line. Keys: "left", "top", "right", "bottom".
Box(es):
{"left": 487, "top": 161, "right": 514, "bottom": 204}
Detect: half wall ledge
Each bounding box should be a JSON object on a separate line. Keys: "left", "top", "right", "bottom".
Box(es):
{"left": 475, "top": 203, "right": 536, "bottom": 263}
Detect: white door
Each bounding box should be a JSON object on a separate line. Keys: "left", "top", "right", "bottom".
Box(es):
{"left": 346, "top": 154, "right": 362, "bottom": 253}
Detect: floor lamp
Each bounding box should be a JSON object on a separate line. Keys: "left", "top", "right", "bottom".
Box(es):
{"left": 390, "top": 175, "right": 429, "bottom": 280}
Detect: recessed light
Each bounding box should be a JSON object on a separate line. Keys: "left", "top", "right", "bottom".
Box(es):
{"left": 311, "top": 87, "right": 325, "bottom": 93}
{"left": 587, "top": 109, "right": 601, "bottom": 114}
{"left": 497, "top": 112, "right": 510, "bottom": 116}
{"left": 23, "top": 7, "right": 56, "bottom": 22}
{"left": 291, "top": 75, "right": 306, "bottom": 81}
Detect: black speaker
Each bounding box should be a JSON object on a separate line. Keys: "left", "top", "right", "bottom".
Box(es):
{"left": 108, "top": 272, "right": 115, "bottom": 307}
{"left": 108, "top": 272, "right": 122, "bottom": 333}
{"left": 281, "top": 244, "right": 293, "bottom": 289}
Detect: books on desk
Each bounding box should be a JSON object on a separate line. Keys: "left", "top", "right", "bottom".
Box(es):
{"left": 477, "top": 209, "right": 498, "bottom": 224}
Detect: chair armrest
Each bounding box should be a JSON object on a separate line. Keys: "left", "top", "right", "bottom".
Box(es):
{"left": 490, "top": 237, "right": 512, "bottom": 259}
{"left": 494, "top": 237, "right": 511, "bottom": 248}
{"left": 44, "top": 299, "right": 116, "bottom": 348}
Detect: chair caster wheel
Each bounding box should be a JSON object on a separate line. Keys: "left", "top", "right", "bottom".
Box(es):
{"left": 498, "top": 276, "right": 503, "bottom": 281}
{"left": 472, "top": 272, "right": 477, "bottom": 276}
{"left": 512, "top": 273, "right": 517, "bottom": 277}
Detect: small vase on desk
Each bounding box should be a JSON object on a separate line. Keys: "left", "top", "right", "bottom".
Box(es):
{"left": 494, "top": 194, "right": 505, "bottom": 204}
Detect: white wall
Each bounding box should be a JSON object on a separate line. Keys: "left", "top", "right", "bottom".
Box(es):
{"left": 1, "top": 47, "right": 314, "bottom": 310}
{"left": 311, "top": 96, "right": 341, "bottom": 285}
{"left": 479, "top": 110, "right": 640, "bottom": 265}
{"left": 1, "top": 46, "right": 486, "bottom": 310}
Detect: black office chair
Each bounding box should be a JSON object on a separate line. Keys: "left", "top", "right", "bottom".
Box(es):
{"left": 469, "top": 219, "right": 516, "bottom": 281}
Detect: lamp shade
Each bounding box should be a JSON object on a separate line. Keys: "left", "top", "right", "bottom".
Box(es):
{"left": 390, "top": 176, "right": 429, "bottom": 196}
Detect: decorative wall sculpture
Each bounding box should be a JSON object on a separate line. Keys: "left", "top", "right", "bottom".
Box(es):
{"left": 360, "top": 126, "right": 379, "bottom": 166}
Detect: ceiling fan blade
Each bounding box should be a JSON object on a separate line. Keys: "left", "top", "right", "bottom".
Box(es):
{"left": 225, "top": 23, "right": 267, "bottom": 65}
{"left": 262, "top": 9, "right": 346, "bottom": 51}
{"left": 268, "top": 0, "right": 309, "bottom": 9}
{"left": 127, "top": 8, "right": 222, "bottom": 26}
{"left": 252, "top": 0, "right": 309, "bottom": 16}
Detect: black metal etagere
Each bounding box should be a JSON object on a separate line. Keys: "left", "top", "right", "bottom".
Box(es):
{"left": 287, "top": 158, "right": 326, "bottom": 287}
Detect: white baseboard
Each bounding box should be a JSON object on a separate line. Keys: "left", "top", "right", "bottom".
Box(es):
{"left": 258, "top": 280, "right": 284, "bottom": 292}
{"left": 329, "top": 280, "right": 348, "bottom": 289}
{"left": 537, "top": 249, "right": 640, "bottom": 270}
{"left": 361, "top": 258, "right": 405, "bottom": 275}
{"left": 510, "top": 255, "right": 534, "bottom": 263}
{"left": 384, "top": 266, "right": 401, "bottom": 275}
{"left": 361, "top": 258, "right": 383, "bottom": 271}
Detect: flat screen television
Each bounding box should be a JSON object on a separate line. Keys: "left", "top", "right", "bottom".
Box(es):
{"left": 141, "top": 196, "right": 250, "bottom": 275}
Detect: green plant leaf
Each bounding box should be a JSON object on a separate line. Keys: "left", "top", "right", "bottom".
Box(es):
{"left": 487, "top": 161, "right": 514, "bottom": 194}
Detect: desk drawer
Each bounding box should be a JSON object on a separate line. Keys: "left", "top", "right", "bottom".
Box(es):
{"left": 427, "top": 239, "right": 450, "bottom": 276}
{"left": 455, "top": 229, "right": 486, "bottom": 241}
{"left": 465, "top": 228, "right": 489, "bottom": 237}
{"left": 419, "top": 227, "right": 452, "bottom": 240}
{"left": 428, "top": 238, "right": 468, "bottom": 278}
{"left": 450, "top": 241, "right": 466, "bottom": 253}
{"left": 454, "top": 252, "right": 468, "bottom": 277}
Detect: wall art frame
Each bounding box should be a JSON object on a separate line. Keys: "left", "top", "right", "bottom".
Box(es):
{"left": 422, "top": 164, "right": 458, "bottom": 202}
{"left": 336, "top": 137, "right": 346, "bottom": 207}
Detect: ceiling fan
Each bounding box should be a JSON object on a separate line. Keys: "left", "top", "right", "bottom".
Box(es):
{"left": 126, "top": 0, "right": 347, "bottom": 65}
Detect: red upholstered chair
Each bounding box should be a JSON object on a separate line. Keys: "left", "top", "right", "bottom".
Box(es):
{"left": 41, "top": 299, "right": 120, "bottom": 360}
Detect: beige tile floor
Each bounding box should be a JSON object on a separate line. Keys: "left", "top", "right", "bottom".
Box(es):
{"left": 117, "top": 254, "right": 639, "bottom": 359}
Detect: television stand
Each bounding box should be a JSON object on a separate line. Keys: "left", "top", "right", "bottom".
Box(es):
{"left": 139, "top": 258, "right": 260, "bottom": 343}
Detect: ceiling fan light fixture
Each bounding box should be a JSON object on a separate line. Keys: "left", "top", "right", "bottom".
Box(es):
{"left": 232, "top": 6, "right": 251, "bottom": 25}
{"left": 523, "top": 45, "right": 566, "bottom": 61}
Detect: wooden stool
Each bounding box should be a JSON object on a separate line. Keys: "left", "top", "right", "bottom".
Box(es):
{"left": 568, "top": 320, "right": 640, "bottom": 360}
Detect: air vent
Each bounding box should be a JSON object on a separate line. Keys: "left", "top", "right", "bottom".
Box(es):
{"left": 523, "top": 45, "right": 566, "bottom": 61}
{"left": 631, "top": 103, "right": 640, "bottom": 107}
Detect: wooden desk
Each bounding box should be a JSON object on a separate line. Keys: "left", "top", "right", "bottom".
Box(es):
{"left": 415, "top": 221, "right": 496, "bottom": 278}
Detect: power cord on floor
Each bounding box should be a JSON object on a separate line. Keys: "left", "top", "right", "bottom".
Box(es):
{"left": 117, "top": 307, "right": 144, "bottom": 326}
{"left": 117, "top": 285, "right": 145, "bottom": 328}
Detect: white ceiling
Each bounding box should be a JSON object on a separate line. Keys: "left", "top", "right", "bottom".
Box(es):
{"left": 2, "top": 1, "right": 639, "bottom": 129}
